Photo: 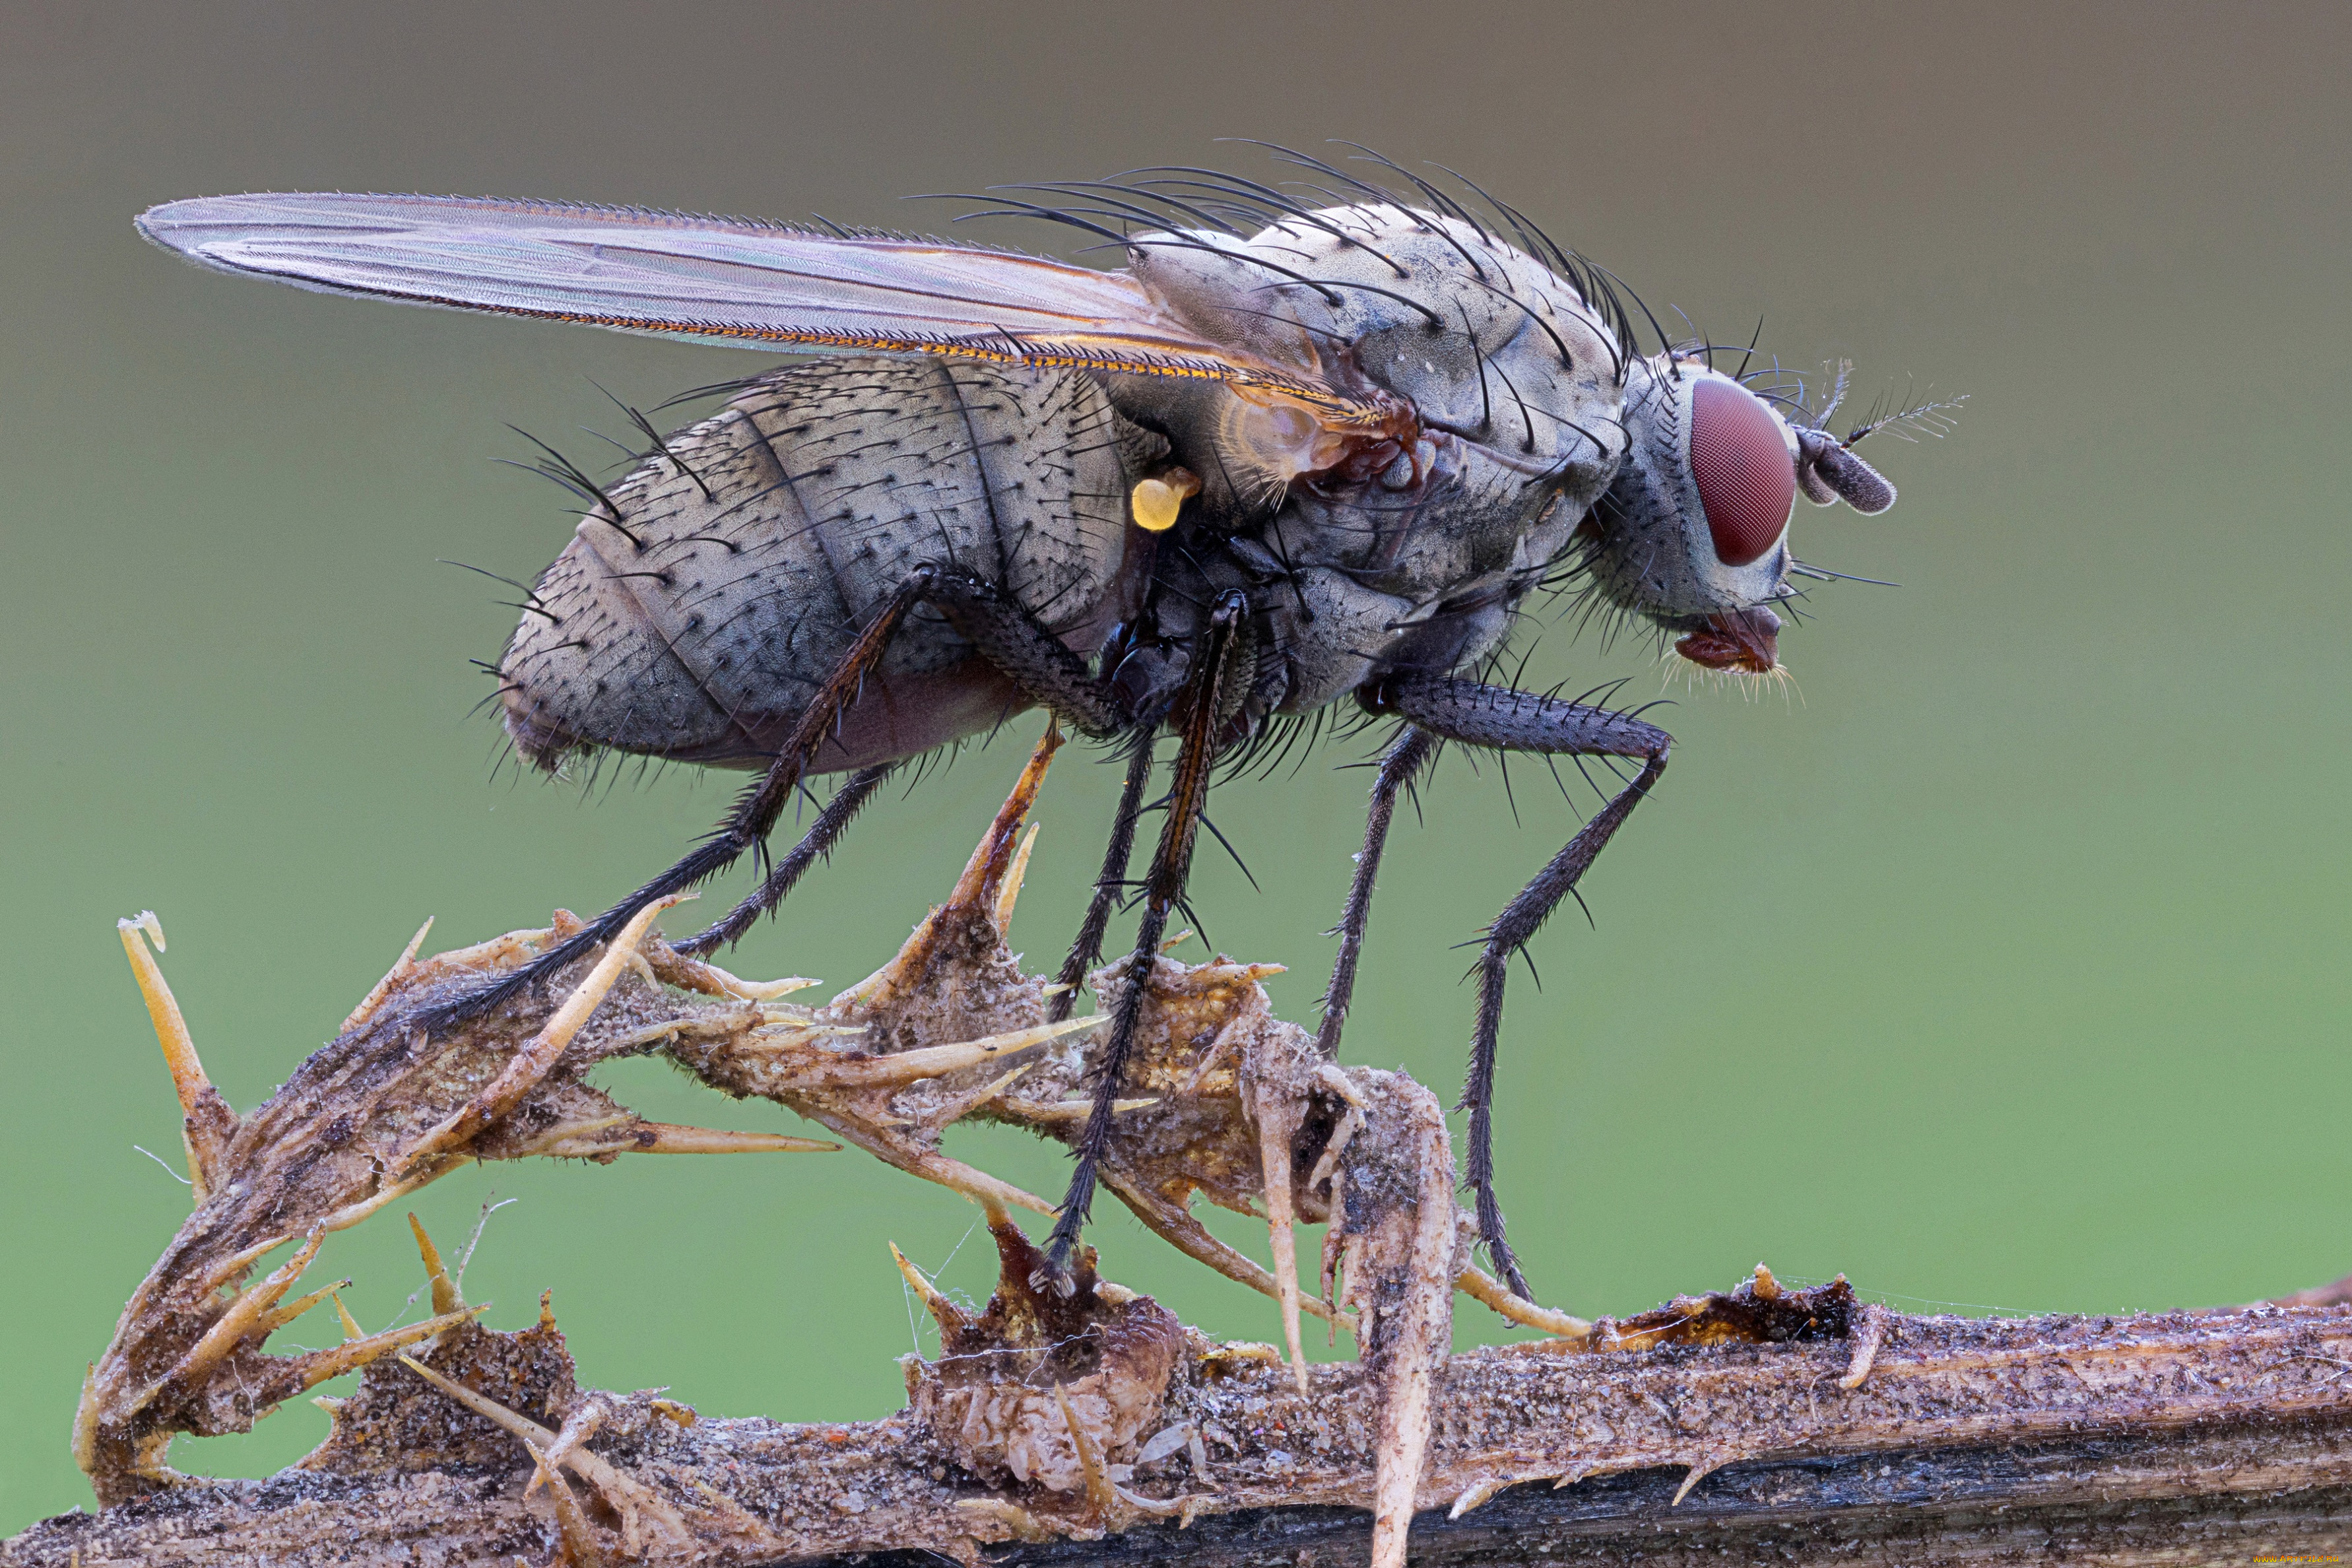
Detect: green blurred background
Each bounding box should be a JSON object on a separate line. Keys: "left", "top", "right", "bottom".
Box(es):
{"left": 5, "top": 0, "right": 2346, "bottom": 1532}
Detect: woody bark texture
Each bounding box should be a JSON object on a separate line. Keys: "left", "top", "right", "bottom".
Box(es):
{"left": 12, "top": 1296, "right": 2352, "bottom": 1565}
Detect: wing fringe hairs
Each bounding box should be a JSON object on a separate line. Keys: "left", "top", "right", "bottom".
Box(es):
{"left": 18, "top": 722, "right": 2352, "bottom": 1568}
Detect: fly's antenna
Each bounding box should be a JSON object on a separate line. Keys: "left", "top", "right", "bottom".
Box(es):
{"left": 1845, "top": 388, "right": 1966, "bottom": 446}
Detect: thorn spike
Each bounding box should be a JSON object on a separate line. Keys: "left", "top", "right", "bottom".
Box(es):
{"left": 996, "top": 821, "right": 1041, "bottom": 934}
{"left": 409, "top": 1213, "right": 461, "bottom": 1317}
{"left": 117, "top": 912, "right": 228, "bottom": 1202}
{"left": 397, "top": 894, "right": 688, "bottom": 1172}
{"left": 293, "top": 1304, "right": 489, "bottom": 1390}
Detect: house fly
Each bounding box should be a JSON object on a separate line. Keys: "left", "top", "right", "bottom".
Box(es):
{"left": 137, "top": 148, "right": 1924, "bottom": 1293}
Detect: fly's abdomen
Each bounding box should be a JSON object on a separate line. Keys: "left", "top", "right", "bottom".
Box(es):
{"left": 500, "top": 357, "right": 1134, "bottom": 771}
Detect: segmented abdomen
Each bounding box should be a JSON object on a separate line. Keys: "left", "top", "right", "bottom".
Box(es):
{"left": 500, "top": 358, "right": 1132, "bottom": 770}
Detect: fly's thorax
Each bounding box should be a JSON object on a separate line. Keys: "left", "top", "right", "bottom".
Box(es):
{"left": 1114, "top": 205, "right": 1624, "bottom": 529}
{"left": 1108, "top": 204, "right": 1629, "bottom": 709}
{"left": 1582, "top": 354, "right": 1800, "bottom": 637}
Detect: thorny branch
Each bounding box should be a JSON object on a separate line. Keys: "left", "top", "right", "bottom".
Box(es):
{"left": 11, "top": 723, "right": 2352, "bottom": 1567}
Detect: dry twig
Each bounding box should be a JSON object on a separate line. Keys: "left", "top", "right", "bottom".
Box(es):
{"left": 13, "top": 727, "right": 2352, "bottom": 1567}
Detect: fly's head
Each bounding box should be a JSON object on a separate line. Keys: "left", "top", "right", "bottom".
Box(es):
{"left": 1577, "top": 352, "right": 1901, "bottom": 678}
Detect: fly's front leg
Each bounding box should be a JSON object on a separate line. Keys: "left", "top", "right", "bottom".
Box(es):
{"left": 1315, "top": 725, "right": 1439, "bottom": 1060}
{"left": 1042, "top": 590, "right": 1249, "bottom": 1283}
{"left": 1363, "top": 673, "right": 1672, "bottom": 1299}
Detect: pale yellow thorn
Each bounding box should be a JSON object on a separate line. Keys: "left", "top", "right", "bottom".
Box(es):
{"left": 907, "top": 1150, "right": 1057, "bottom": 1218}
{"left": 259, "top": 1277, "right": 354, "bottom": 1336}
{"left": 311, "top": 1395, "right": 346, "bottom": 1416}
{"left": 934, "top": 722, "right": 1060, "bottom": 921}
{"left": 193, "top": 1231, "right": 300, "bottom": 1296}
{"left": 408, "top": 1213, "right": 460, "bottom": 1317}
{"left": 397, "top": 1351, "right": 687, "bottom": 1555}
{"left": 527, "top": 1455, "right": 603, "bottom": 1567}
{"left": 402, "top": 1354, "right": 557, "bottom": 1448}
{"left": 954, "top": 1497, "right": 1057, "bottom": 1543}
{"left": 1257, "top": 1106, "right": 1310, "bottom": 1394}
{"left": 531, "top": 1402, "right": 605, "bottom": 1495}
{"left": 117, "top": 911, "right": 223, "bottom": 1204}
{"left": 147, "top": 1231, "right": 327, "bottom": 1408}
{"left": 1099, "top": 1167, "right": 1351, "bottom": 1332}
{"left": 1455, "top": 1267, "right": 1592, "bottom": 1340}
{"left": 610, "top": 1123, "right": 837, "bottom": 1156}
{"left": 342, "top": 916, "right": 435, "bottom": 1035}
{"left": 71, "top": 1364, "right": 100, "bottom": 1478}
{"left": 1449, "top": 1476, "right": 1509, "bottom": 1519}
{"left": 331, "top": 1290, "right": 364, "bottom": 1342}
{"left": 396, "top": 894, "right": 688, "bottom": 1173}
{"left": 1054, "top": 1384, "right": 1117, "bottom": 1517}
{"left": 997, "top": 1095, "right": 1154, "bottom": 1124}
{"left": 800, "top": 1013, "right": 1103, "bottom": 1089}
{"left": 314, "top": 1168, "right": 442, "bottom": 1236}
{"left": 1840, "top": 1301, "right": 1889, "bottom": 1390}
{"left": 995, "top": 822, "right": 1040, "bottom": 933}
{"left": 398, "top": 1352, "right": 544, "bottom": 1443}
{"left": 695, "top": 963, "right": 818, "bottom": 1002}
{"left": 889, "top": 1243, "right": 962, "bottom": 1333}
{"left": 293, "top": 1303, "right": 489, "bottom": 1391}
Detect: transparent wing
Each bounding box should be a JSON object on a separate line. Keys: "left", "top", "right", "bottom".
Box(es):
{"left": 136, "top": 191, "right": 1387, "bottom": 422}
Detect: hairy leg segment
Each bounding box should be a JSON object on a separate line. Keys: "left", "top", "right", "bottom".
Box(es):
{"left": 418, "top": 564, "right": 1128, "bottom": 1032}
{"left": 1339, "top": 675, "right": 1672, "bottom": 1299}
{"left": 415, "top": 562, "right": 1247, "bottom": 1284}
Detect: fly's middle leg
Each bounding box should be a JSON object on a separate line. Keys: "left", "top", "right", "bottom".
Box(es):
{"left": 1041, "top": 589, "right": 1250, "bottom": 1286}
{"left": 1315, "top": 724, "right": 1440, "bottom": 1061}
{"left": 1049, "top": 735, "right": 1154, "bottom": 1025}
{"left": 1359, "top": 673, "right": 1672, "bottom": 1300}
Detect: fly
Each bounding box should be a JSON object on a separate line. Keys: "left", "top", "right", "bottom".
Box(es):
{"left": 136, "top": 148, "right": 1929, "bottom": 1293}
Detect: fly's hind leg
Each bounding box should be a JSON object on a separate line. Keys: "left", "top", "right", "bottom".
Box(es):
{"left": 1363, "top": 674, "right": 1672, "bottom": 1299}
{"left": 420, "top": 564, "right": 1128, "bottom": 1033}
{"left": 672, "top": 764, "right": 894, "bottom": 958}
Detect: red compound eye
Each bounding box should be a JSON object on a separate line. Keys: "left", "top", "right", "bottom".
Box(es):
{"left": 1689, "top": 378, "right": 1796, "bottom": 567}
